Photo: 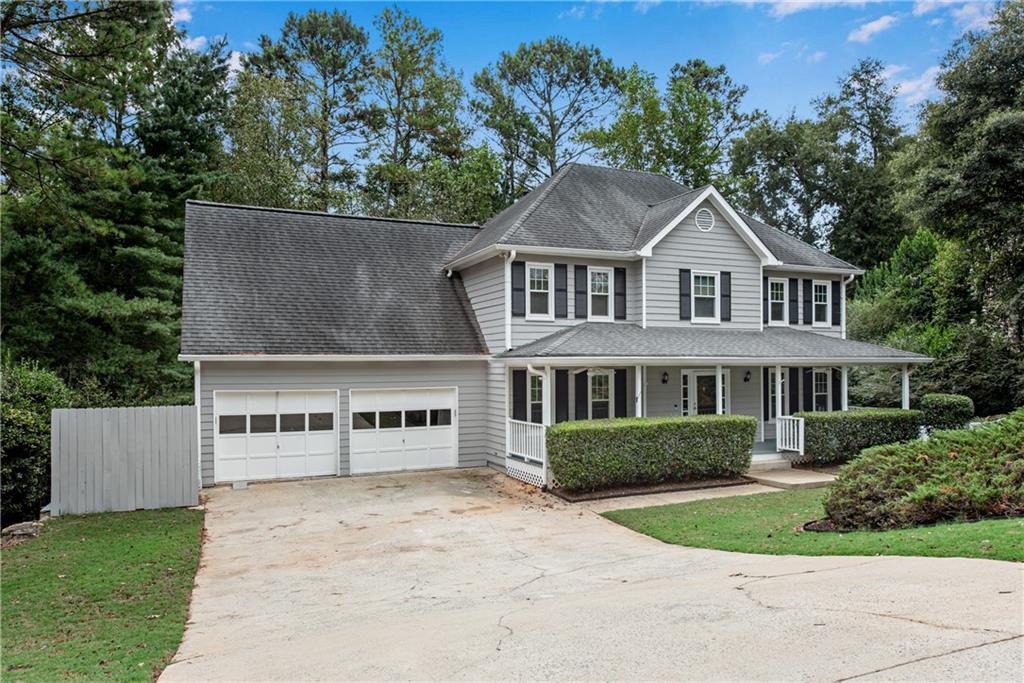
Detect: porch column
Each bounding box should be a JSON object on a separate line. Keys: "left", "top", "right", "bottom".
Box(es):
{"left": 634, "top": 365, "right": 643, "bottom": 417}
{"left": 715, "top": 364, "right": 723, "bottom": 414}
{"left": 774, "top": 364, "right": 784, "bottom": 421}
{"left": 901, "top": 364, "right": 910, "bottom": 410}
{"left": 542, "top": 365, "right": 553, "bottom": 426}
{"left": 841, "top": 366, "right": 849, "bottom": 411}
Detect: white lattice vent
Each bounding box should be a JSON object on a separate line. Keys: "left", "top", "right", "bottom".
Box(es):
{"left": 506, "top": 458, "right": 545, "bottom": 488}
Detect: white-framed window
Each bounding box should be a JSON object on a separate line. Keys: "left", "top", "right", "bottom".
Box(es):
{"left": 588, "top": 267, "right": 613, "bottom": 321}
{"left": 682, "top": 369, "right": 730, "bottom": 415}
{"left": 768, "top": 278, "right": 787, "bottom": 325}
{"left": 692, "top": 271, "right": 719, "bottom": 323}
{"left": 680, "top": 373, "right": 689, "bottom": 415}
{"left": 813, "top": 280, "right": 830, "bottom": 326}
{"left": 814, "top": 369, "right": 831, "bottom": 411}
{"left": 589, "top": 372, "right": 610, "bottom": 419}
{"left": 526, "top": 263, "right": 553, "bottom": 320}
{"left": 529, "top": 374, "right": 543, "bottom": 423}
{"left": 768, "top": 368, "right": 787, "bottom": 422}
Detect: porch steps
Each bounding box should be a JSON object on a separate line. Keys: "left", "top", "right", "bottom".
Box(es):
{"left": 746, "top": 456, "right": 792, "bottom": 472}
{"left": 745, "top": 468, "right": 835, "bottom": 490}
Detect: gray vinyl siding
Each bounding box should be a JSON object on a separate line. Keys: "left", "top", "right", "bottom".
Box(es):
{"left": 199, "top": 360, "right": 490, "bottom": 486}
{"left": 646, "top": 200, "right": 761, "bottom": 329}
{"left": 511, "top": 252, "right": 640, "bottom": 347}
{"left": 763, "top": 268, "right": 845, "bottom": 339}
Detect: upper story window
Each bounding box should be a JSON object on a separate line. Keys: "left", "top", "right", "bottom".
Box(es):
{"left": 813, "top": 281, "right": 830, "bottom": 326}
{"left": 527, "top": 263, "right": 553, "bottom": 320}
{"left": 692, "top": 272, "right": 719, "bottom": 323}
{"left": 768, "top": 278, "right": 787, "bottom": 325}
{"left": 588, "top": 267, "right": 612, "bottom": 321}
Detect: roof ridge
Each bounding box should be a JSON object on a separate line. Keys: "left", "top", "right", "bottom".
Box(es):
{"left": 499, "top": 163, "right": 575, "bottom": 245}
{"left": 645, "top": 185, "right": 707, "bottom": 208}
{"left": 185, "top": 200, "right": 480, "bottom": 230}
{"left": 568, "top": 161, "right": 685, "bottom": 184}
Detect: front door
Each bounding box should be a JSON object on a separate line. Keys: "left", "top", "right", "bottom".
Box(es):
{"left": 681, "top": 369, "right": 731, "bottom": 416}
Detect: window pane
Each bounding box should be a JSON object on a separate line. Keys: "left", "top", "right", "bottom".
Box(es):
{"left": 379, "top": 411, "right": 402, "bottom": 429}
{"left": 280, "top": 413, "right": 305, "bottom": 432}
{"left": 405, "top": 409, "right": 427, "bottom": 428}
{"left": 694, "top": 297, "right": 715, "bottom": 318}
{"left": 353, "top": 412, "right": 375, "bottom": 430}
{"left": 528, "top": 267, "right": 549, "bottom": 291}
{"left": 770, "top": 281, "right": 785, "bottom": 302}
{"left": 815, "top": 302, "right": 828, "bottom": 322}
{"left": 219, "top": 415, "right": 246, "bottom": 434}
{"left": 530, "top": 375, "right": 543, "bottom": 402}
{"left": 430, "top": 409, "right": 451, "bottom": 426}
{"left": 591, "top": 401, "right": 609, "bottom": 419}
{"left": 590, "top": 271, "right": 609, "bottom": 294}
{"left": 591, "top": 375, "right": 609, "bottom": 401}
{"left": 814, "top": 284, "right": 828, "bottom": 303}
{"left": 529, "top": 291, "right": 549, "bottom": 315}
{"left": 591, "top": 294, "right": 609, "bottom": 317}
{"left": 530, "top": 402, "right": 543, "bottom": 424}
{"left": 310, "top": 412, "right": 334, "bottom": 431}
{"left": 250, "top": 414, "right": 276, "bottom": 433}
{"left": 694, "top": 275, "right": 716, "bottom": 297}
{"left": 771, "top": 301, "right": 785, "bottom": 320}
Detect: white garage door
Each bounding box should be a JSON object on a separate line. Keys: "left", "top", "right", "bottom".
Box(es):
{"left": 350, "top": 388, "right": 458, "bottom": 474}
{"left": 215, "top": 391, "right": 338, "bottom": 482}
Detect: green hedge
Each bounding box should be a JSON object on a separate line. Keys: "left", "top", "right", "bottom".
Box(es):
{"left": 547, "top": 415, "right": 756, "bottom": 492}
{"left": 920, "top": 393, "right": 975, "bottom": 430}
{"left": 824, "top": 408, "right": 1024, "bottom": 530}
{"left": 798, "top": 409, "right": 923, "bottom": 465}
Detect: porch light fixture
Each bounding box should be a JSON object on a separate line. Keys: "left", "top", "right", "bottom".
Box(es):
{"left": 744, "top": 370, "right": 751, "bottom": 383}
{"left": 661, "top": 371, "right": 669, "bottom": 384}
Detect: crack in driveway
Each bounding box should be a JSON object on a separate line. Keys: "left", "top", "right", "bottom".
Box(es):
{"left": 836, "top": 634, "right": 1024, "bottom": 681}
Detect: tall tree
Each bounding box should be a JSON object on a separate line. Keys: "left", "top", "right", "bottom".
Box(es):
{"left": 250, "top": 9, "right": 371, "bottom": 212}
{"left": 473, "top": 36, "right": 622, "bottom": 183}
{"left": 470, "top": 67, "right": 539, "bottom": 205}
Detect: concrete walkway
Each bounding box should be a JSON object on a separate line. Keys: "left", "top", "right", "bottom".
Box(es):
{"left": 746, "top": 467, "right": 836, "bottom": 489}
{"left": 162, "top": 469, "right": 1023, "bottom": 682}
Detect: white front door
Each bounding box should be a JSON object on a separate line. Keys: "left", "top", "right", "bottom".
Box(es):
{"left": 349, "top": 388, "right": 458, "bottom": 474}
{"left": 680, "top": 369, "right": 730, "bottom": 416}
{"left": 214, "top": 391, "right": 338, "bottom": 483}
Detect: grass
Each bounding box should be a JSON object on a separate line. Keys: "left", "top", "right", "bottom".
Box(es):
{"left": 603, "top": 488, "right": 1024, "bottom": 562}
{"left": 1, "top": 508, "right": 204, "bottom": 682}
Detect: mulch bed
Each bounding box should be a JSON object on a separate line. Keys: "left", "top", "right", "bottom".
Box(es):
{"left": 802, "top": 518, "right": 840, "bottom": 532}
{"left": 548, "top": 477, "right": 751, "bottom": 503}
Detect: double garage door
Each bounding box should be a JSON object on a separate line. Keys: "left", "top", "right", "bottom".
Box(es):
{"left": 214, "top": 388, "right": 457, "bottom": 482}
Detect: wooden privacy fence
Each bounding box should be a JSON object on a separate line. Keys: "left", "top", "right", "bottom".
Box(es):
{"left": 50, "top": 406, "right": 198, "bottom": 516}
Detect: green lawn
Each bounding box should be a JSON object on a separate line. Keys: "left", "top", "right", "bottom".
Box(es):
{"left": 2, "top": 508, "right": 204, "bottom": 682}
{"left": 604, "top": 488, "right": 1024, "bottom": 562}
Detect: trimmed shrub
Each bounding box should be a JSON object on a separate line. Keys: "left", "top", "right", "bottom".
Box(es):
{"left": 798, "top": 409, "right": 923, "bottom": 465}
{"left": 920, "top": 393, "right": 975, "bottom": 430}
{"left": 547, "top": 415, "right": 756, "bottom": 492}
{"left": 824, "top": 409, "right": 1024, "bottom": 530}
{"left": 1, "top": 360, "right": 76, "bottom": 525}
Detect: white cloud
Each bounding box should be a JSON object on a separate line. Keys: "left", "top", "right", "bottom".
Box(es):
{"left": 183, "top": 35, "right": 206, "bottom": 51}
{"left": 880, "top": 63, "right": 909, "bottom": 80}
{"left": 634, "top": 0, "right": 662, "bottom": 13}
{"left": 757, "top": 41, "right": 825, "bottom": 65}
{"left": 758, "top": 48, "right": 786, "bottom": 64}
{"left": 558, "top": 4, "right": 588, "bottom": 19}
{"left": 762, "top": 1, "right": 882, "bottom": 19}
{"left": 928, "top": 17, "right": 945, "bottom": 25}
{"left": 172, "top": 0, "right": 194, "bottom": 23}
{"left": 848, "top": 14, "right": 898, "bottom": 42}
{"left": 806, "top": 50, "right": 827, "bottom": 63}
{"left": 951, "top": 2, "right": 995, "bottom": 32}
{"left": 896, "top": 65, "right": 941, "bottom": 105}
{"left": 912, "top": 0, "right": 948, "bottom": 15}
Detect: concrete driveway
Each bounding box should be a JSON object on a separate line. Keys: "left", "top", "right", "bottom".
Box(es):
{"left": 162, "top": 469, "right": 1022, "bottom": 681}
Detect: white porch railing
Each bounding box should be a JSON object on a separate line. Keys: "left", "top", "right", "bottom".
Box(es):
{"left": 777, "top": 416, "right": 805, "bottom": 456}
{"left": 506, "top": 418, "right": 547, "bottom": 488}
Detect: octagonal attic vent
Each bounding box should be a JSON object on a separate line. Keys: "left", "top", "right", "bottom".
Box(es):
{"left": 695, "top": 208, "right": 715, "bottom": 232}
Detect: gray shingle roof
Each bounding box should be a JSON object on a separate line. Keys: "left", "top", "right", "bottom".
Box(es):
{"left": 499, "top": 323, "right": 929, "bottom": 362}
{"left": 450, "top": 163, "right": 861, "bottom": 272}
{"left": 182, "top": 201, "right": 488, "bottom": 356}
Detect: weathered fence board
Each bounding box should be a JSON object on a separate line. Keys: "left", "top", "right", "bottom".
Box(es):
{"left": 50, "top": 406, "right": 198, "bottom": 516}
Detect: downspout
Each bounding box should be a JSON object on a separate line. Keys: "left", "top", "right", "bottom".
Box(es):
{"left": 194, "top": 361, "right": 202, "bottom": 492}
{"left": 841, "top": 273, "right": 855, "bottom": 339}
{"left": 504, "top": 249, "right": 516, "bottom": 350}
{"left": 641, "top": 257, "right": 647, "bottom": 329}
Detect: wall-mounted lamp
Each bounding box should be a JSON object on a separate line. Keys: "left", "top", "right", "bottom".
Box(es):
{"left": 743, "top": 370, "right": 751, "bottom": 383}
{"left": 661, "top": 371, "right": 669, "bottom": 384}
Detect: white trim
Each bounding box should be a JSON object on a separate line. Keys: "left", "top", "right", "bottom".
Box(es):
{"left": 504, "top": 356, "right": 930, "bottom": 366}
{"left": 767, "top": 277, "right": 788, "bottom": 326}
{"left": 841, "top": 366, "right": 849, "bottom": 411}
{"left": 587, "top": 266, "right": 614, "bottom": 322}
{"left": 758, "top": 271, "right": 764, "bottom": 332}
{"left": 901, "top": 364, "right": 911, "bottom": 410}
{"left": 691, "top": 270, "right": 720, "bottom": 324}
{"left": 446, "top": 244, "right": 639, "bottom": 272}
{"left": 811, "top": 280, "right": 831, "bottom": 327}
{"left": 194, "top": 361, "right": 202, "bottom": 488}
{"left": 525, "top": 261, "right": 555, "bottom": 321}
{"left": 767, "top": 264, "right": 865, "bottom": 276}
{"left": 636, "top": 186, "right": 781, "bottom": 265}
{"left": 179, "top": 354, "right": 491, "bottom": 362}
{"left": 641, "top": 257, "right": 648, "bottom": 329}
{"left": 634, "top": 364, "right": 643, "bottom": 417}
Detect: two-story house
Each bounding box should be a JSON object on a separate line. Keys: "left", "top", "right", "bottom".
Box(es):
{"left": 180, "top": 163, "right": 928, "bottom": 488}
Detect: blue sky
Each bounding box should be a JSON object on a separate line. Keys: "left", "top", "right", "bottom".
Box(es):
{"left": 176, "top": 1, "right": 997, "bottom": 127}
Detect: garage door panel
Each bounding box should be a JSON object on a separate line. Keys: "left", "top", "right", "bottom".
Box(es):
{"left": 306, "top": 392, "right": 336, "bottom": 412}
{"left": 348, "top": 388, "right": 458, "bottom": 475}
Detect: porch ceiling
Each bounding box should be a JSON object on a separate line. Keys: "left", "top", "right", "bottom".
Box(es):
{"left": 498, "top": 323, "right": 931, "bottom": 366}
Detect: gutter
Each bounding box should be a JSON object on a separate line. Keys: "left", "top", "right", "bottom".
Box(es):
{"left": 499, "top": 355, "right": 932, "bottom": 367}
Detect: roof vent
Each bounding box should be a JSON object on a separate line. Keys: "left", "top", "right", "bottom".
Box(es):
{"left": 695, "top": 208, "right": 715, "bottom": 232}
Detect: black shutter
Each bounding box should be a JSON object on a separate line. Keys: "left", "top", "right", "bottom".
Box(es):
{"left": 762, "top": 276, "right": 769, "bottom": 323}
{"left": 788, "top": 278, "right": 798, "bottom": 324}
{"left": 803, "top": 367, "right": 813, "bottom": 411}
{"left": 789, "top": 367, "right": 799, "bottom": 415}
{"left": 679, "top": 269, "right": 691, "bottom": 320}
{"left": 511, "top": 262, "right": 526, "bottom": 317}
{"left": 762, "top": 367, "right": 770, "bottom": 420}
{"left": 555, "top": 369, "right": 569, "bottom": 423}
{"left": 574, "top": 265, "right": 588, "bottom": 319}
{"left": 614, "top": 267, "right": 626, "bottom": 320}
{"left": 832, "top": 281, "right": 841, "bottom": 326}
{"left": 802, "top": 279, "right": 812, "bottom": 325}
{"left": 574, "top": 371, "right": 588, "bottom": 420}
{"left": 554, "top": 264, "right": 568, "bottom": 318}
{"left": 614, "top": 369, "right": 627, "bottom": 417}
{"left": 832, "top": 368, "right": 842, "bottom": 411}
{"left": 512, "top": 369, "right": 527, "bottom": 421}
{"left": 721, "top": 272, "right": 732, "bottom": 322}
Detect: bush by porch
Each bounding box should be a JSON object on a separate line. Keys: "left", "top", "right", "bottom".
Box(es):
{"left": 547, "top": 414, "right": 756, "bottom": 492}
{"left": 798, "top": 409, "right": 923, "bottom": 465}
